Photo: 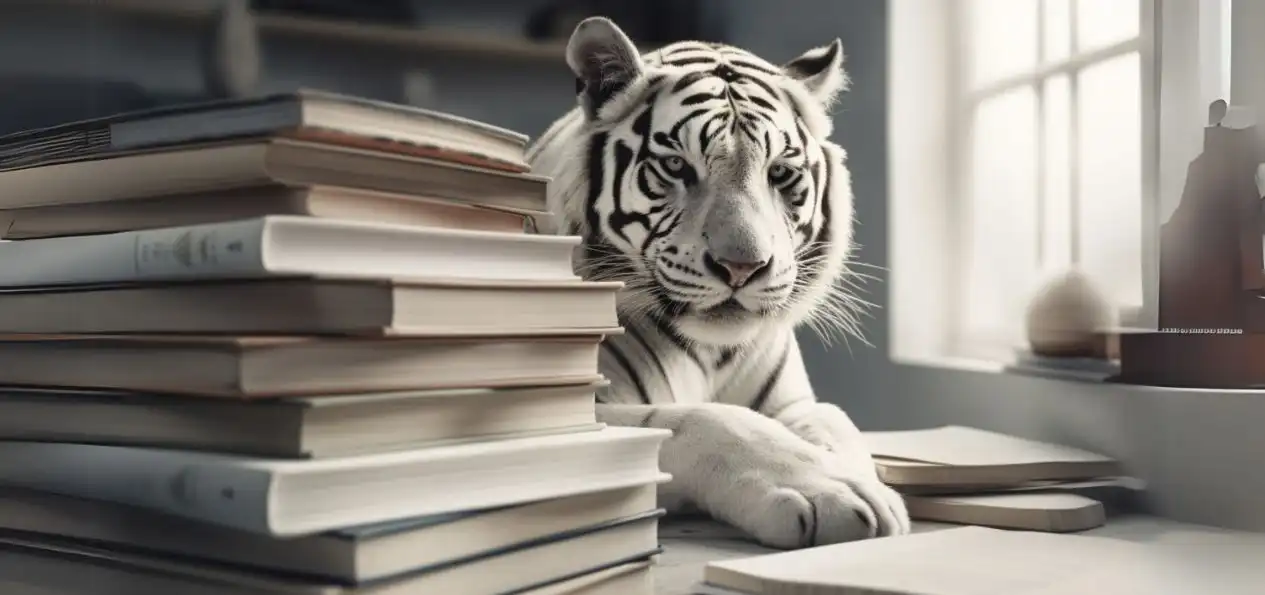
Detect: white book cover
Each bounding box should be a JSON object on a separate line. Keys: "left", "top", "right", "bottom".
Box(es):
{"left": 0, "top": 426, "right": 669, "bottom": 537}
{"left": 0, "top": 215, "right": 579, "bottom": 287}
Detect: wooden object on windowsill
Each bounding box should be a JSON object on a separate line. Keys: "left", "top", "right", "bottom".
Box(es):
{"left": 1115, "top": 101, "right": 1265, "bottom": 388}
{"left": 1156, "top": 101, "right": 1265, "bottom": 332}
{"left": 1115, "top": 331, "right": 1265, "bottom": 388}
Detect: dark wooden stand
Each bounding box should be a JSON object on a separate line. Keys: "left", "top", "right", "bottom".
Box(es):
{"left": 1116, "top": 102, "right": 1265, "bottom": 387}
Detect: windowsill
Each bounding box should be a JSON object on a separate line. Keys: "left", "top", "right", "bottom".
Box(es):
{"left": 894, "top": 353, "right": 1120, "bottom": 385}
{"left": 889, "top": 351, "right": 1265, "bottom": 395}
{"left": 890, "top": 353, "right": 1006, "bottom": 375}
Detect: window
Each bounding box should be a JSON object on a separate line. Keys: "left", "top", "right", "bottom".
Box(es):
{"left": 888, "top": 0, "right": 1234, "bottom": 366}
{"left": 951, "top": 0, "right": 1149, "bottom": 360}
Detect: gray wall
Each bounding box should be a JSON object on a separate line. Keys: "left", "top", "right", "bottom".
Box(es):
{"left": 720, "top": 0, "right": 894, "bottom": 420}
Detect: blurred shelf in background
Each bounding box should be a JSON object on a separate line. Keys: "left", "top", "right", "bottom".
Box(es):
{"left": 21, "top": 0, "right": 572, "bottom": 65}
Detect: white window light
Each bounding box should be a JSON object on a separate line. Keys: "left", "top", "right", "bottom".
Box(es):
{"left": 889, "top": 0, "right": 1233, "bottom": 365}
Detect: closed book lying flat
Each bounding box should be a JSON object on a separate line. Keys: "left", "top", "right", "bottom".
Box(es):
{"left": 0, "top": 88, "right": 532, "bottom": 173}
{"left": 0, "top": 515, "right": 662, "bottom": 595}
{"left": 864, "top": 426, "right": 1122, "bottom": 487}
{"left": 0, "top": 426, "right": 670, "bottom": 537}
{"left": 0, "top": 482, "right": 662, "bottom": 583}
{"left": 0, "top": 382, "right": 605, "bottom": 458}
{"left": 521, "top": 560, "right": 654, "bottom": 595}
{"left": 0, "top": 278, "right": 620, "bottom": 336}
{"left": 702, "top": 526, "right": 1148, "bottom": 595}
{"left": 0, "top": 334, "right": 608, "bottom": 397}
{"left": 0, "top": 184, "right": 534, "bottom": 240}
{"left": 0, "top": 137, "right": 547, "bottom": 213}
{"left": 0, "top": 215, "right": 577, "bottom": 288}
{"left": 903, "top": 492, "right": 1106, "bottom": 532}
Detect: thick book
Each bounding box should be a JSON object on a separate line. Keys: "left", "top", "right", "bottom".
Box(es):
{"left": 863, "top": 426, "right": 1122, "bottom": 487}
{"left": 0, "top": 137, "right": 548, "bottom": 213}
{"left": 0, "top": 334, "right": 608, "bottom": 397}
{"left": 0, "top": 184, "right": 533, "bottom": 240}
{"left": 0, "top": 89, "right": 531, "bottom": 173}
{"left": 0, "top": 515, "right": 662, "bottom": 594}
{"left": 0, "top": 278, "right": 620, "bottom": 336}
{"left": 0, "top": 382, "right": 605, "bottom": 458}
{"left": 0, "top": 483, "right": 661, "bottom": 583}
{"left": 0, "top": 216, "right": 579, "bottom": 288}
{"left": 0, "top": 426, "right": 670, "bottom": 536}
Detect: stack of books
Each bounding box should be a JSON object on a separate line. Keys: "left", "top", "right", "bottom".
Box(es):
{"left": 863, "top": 426, "right": 1143, "bottom": 533}
{"left": 0, "top": 91, "right": 668, "bottom": 594}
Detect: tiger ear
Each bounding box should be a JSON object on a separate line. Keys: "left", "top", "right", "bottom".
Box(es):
{"left": 566, "top": 17, "right": 644, "bottom": 119}
{"left": 783, "top": 39, "right": 849, "bottom": 107}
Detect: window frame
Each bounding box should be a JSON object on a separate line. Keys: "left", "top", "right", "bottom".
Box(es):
{"left": 943, "top": 0, "right": 1157, "bottom": 361}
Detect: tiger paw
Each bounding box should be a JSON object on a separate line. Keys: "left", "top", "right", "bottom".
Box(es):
{"left": 671, "top": 405, "right": 908, "bottom": 548}
{"left": 730, "top": 465, "right": 909, "bottom": 548}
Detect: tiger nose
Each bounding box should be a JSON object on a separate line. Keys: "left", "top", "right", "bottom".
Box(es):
{"left": 704, "top": 253, "right": 772, "bottom": 288}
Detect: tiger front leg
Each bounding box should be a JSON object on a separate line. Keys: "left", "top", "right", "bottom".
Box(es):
{"left": 599, "top": 401, "right": 895, "bottom": 548}
{"left": 769, "top": 398, "right": 911, "bottom": 536}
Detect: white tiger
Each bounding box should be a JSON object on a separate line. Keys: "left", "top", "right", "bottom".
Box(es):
{"left": 527, "top": 17, "right": 910, "bottom": 548}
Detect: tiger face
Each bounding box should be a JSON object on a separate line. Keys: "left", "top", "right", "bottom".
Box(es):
{"left": 532, "top": 18, "right": 858, "bottom": 347}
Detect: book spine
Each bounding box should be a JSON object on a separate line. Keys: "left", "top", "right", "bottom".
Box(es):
{"left": 0, "top": 218, "right": 269, "bottom": 287}
{"left": 0, "top": 442, "right": 275, "bottom": 535}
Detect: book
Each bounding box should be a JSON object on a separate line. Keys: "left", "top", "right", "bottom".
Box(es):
{"left": 0, "top": 382, "right": 605, "bottom": 458}
{"left": 0, "top": 334, "right": 608, "bottom": 397}
{"left": 0, "top": 89, "right": 531, "bottom": 173}
{"left": 0, "top": 426, "right": 670, "bottom": 536}
{"left": 902, "top": 492, "right": 1106, "bottom": 532}
{"left": 863, "top": 426, "right": 1122, "bottom": 487}
{"left": 521, "top": 560, "right": 653, "bottom": 595}
{"left": 0, "top": 278, "right": 620, "bottom": 336}
{"left": 0, "top": 483, "right": 660, "bottom": 583}
{"left": 0, "top": 184, "right": 533, "bottom": 240}
{"left": 0, "top": 515, "right": 661, "bottom": 594}
{"left": 0, "top": 137, "right": 548, "bottom": 213}
{"left": 702, "top": 524, "right": 1265, "bottom": 595}
{"left": 0, "top": 216, "right": 579, "bottom": 288}
{"left": 1004, "top": 349, "right": 1120, "bottom": 383}
{"left": 699, "top": 526, "right": 1150, "bottom": 595}
{"left": 894, "top": 476, "right": 1145, "bottom": 500}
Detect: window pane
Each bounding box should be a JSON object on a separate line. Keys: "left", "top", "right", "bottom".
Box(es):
{"left": 1043, "top": 0, "right": 1072, "bottom": 63}
{"left": 1042, "top": 74, "right": 1072, "bottom": 271}
{"left": 968, "top": 0, "right": 1039, "bottom": 88}
{"left": 1076, "top": 0, "right": 1140, "bottom": 52}
{"left": 964, "top": 86, "right": 1040, "bottom": 344}
{"left": 1077, "top": 52, "right": 1142, "bottom": 309}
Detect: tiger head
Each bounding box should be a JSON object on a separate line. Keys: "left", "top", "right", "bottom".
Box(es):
{"left": 529, "top": 18, "right": 862, "bottom": 347}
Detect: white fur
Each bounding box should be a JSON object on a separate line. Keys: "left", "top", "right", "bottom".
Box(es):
{"left": 529, "top": 18, "right": 910, "bottom": 548}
